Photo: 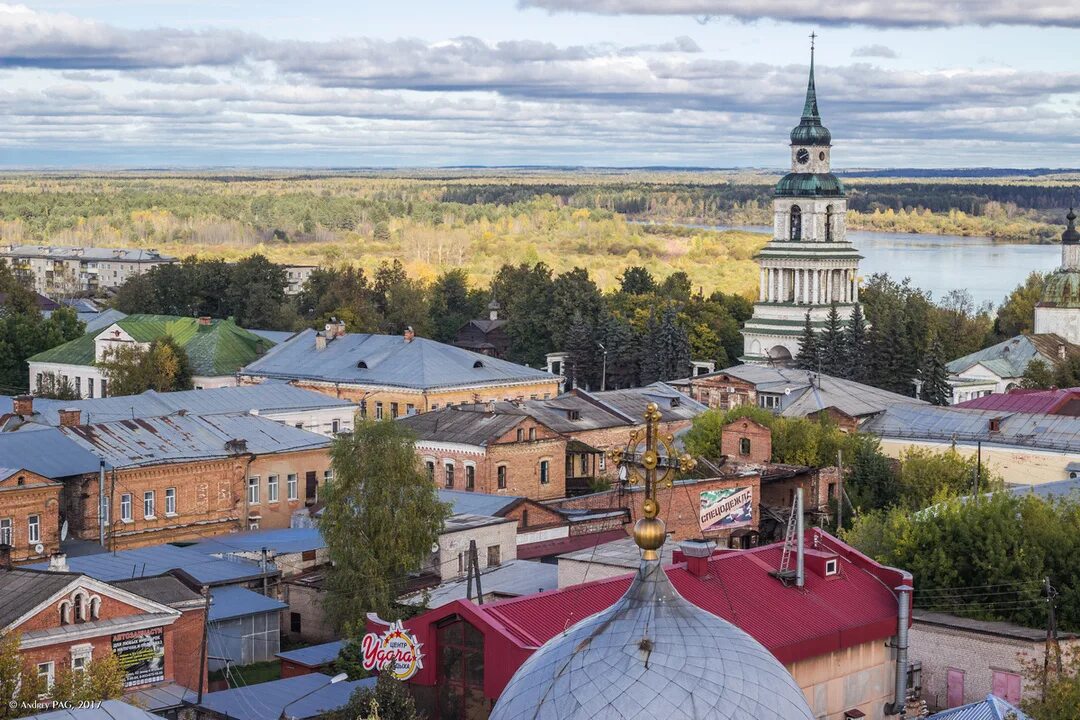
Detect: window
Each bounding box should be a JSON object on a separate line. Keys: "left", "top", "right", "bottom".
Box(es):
{"left": 487, "top": 545, "right": 501, "bottom": 567}
{"left": 120, "top": 494, "right": 132, "bottom": 522}
{"left": 599, "top": 454, "right": 606, "bottom": 471}
{"left": 247, "top": 477, "right": 260, "bottom": 505}
{"left": 436, "top": 618, "right": 485, "bottom": 720}
{"left": 267, "top": 475, "right": 279, "bottom": 503}
{"left": 59, "top": 601, "right": 71, "bottom": 625}
{"left": 739, "top": 437, "right": 751, "bottom": 455}
{"left": 101, "top": 379, "right": 108, "bottom": 397}
{"left": 457, "top": 552, "right": 464, "bottom": 576}
{"left": 430, "top": 404, "right": 438, "bottom": 411}
{"left": 406, "top": 403, "right": 415, "bottom": 415}
{"left": 497, "top": 465, "right": 507, "bottom": 489}
{"left": 444, "top": 462, "right": 455, "bottom": 489}
{"left": 539, "top": 460, "right": 550, "bottom": 485}
{"left": 288, "top": 474, "right": 298, "bottom": 500}
{"left": 359, "top": 400, "right": 367, "bottom": 418}
{"left": 579, "top": 453, "right": 588, "bottom": 475}
{"left": 165, "top": 487, "right": 177, "bottom": 515}
{"left": 426, "top": 461, "right": 435, "bottom": 483}
{"left": 28, "top": 515, "right": 40, "bottom": 543}
{"left": 74, "top": 594, "right": 86, "bottom": 622}
{"left": 516, "top": 428, "right": 524, "bottom": 442}
{"left": 528, "top": 428, "right": 536, "bottom": 441}
{"left": 101, "top": 494, "right": 109, "bottom": 525}
{"left": 89, "top": 597, "right": 100, "bottom": 619}
{"left": 290, "top": 612, "right": 302, "bottom": 634}
{"left": 295, "top": 422, "right": 304, "bottom": 429}
{"left": 249, "top": 520, "right": 260, "bottom": 530}
{"left": 375, "top": 402, "right": 384, "bottom": 420}
{"left": 825, "top": 559, "right": 839, "bottom": 576}
{"left": 88, "top": 378, "right": 94, "bottom": 398}
{"left": 521, "top": 510, "right": 529, "bottom": 527}
{"left": 0, "top": 518, "right": 10, "bottom": 546}
{"left": 827, "top": 482, "right": 837, "bottom": 501}
{"left": 324, "top": 469, "right": 333, "bottom": 485}
{"left": 789, "top": 205, "right": 802, "bottom": 241}
{"left": 390, "top": 402, "right": 399, "bottom": 419}
{"left": 75, "top": 377, "right": 81, "bottom": 395}
{"left": 825, "top": 204, "right": 834, "bottom": 241}
{"left": 71, "top": 648, "right": 91, "bottom": 674}
{"left": 331, "top": 419, "right": 340, "bottom": 434}
{"left": 143, "top": 491, "right": 155, "bottom": 519}
{"left": 465, "top": 465, "right": 475, "bottom": 491}
{"left": 37, "top": 662, "right": 54, "bottom": 691}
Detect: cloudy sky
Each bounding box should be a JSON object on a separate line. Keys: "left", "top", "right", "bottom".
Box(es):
{"left": 1, "top": 1, "right": 1078, "bottom": 168}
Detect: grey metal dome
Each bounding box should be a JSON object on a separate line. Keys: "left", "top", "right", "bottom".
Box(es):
{"left": 489, "top": 559, "right": 814, "bottom": 720}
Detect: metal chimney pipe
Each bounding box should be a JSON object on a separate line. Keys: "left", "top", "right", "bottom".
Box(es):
{"left": 795, "top": 487, "right": 805, "bottom": 589}
{"left": 887, "top": 584, "right": 913, "bottom": 715}
{"left": 98, "top": 461, "right": 107, "bottom": 547}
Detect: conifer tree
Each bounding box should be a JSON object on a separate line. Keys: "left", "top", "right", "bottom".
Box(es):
{"left": 639, "top": 309, "right": 690, "bottom": 384}
{"left": 921, "top": 338, "right": 953, "bottom": 406}
{"left": 565, "top": 311, "right": 599, "bottom": 390}
{"left": 795, "top": 311, "right": 819, "bottom": 371}
{"left": 820, "top": 303, "right": 845, "bottom": 376}
{"left": 599, "top": 315, "right": 640, "bottom": 390}
{"left": 844, "top": 303, "right": 869, "bottom": 382}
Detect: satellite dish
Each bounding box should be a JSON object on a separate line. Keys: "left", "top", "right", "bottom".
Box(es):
{"left": 34, "top": 543, "right": 44, "bottom": 555}
{"left": 618, "top": 465, "right": 628, "bottom": 482}
{"left": 784, "top": 387, "right": 792, "bottom": 396}
{"left": 60, "top": 520, "right": 69, "bottom": 541}
{"left": 431, "top": 543, "right": 440, "bottom": 554}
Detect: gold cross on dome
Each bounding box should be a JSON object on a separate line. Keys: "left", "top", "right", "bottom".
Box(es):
{"left": 607, "top": 402, "right": 696, "bottom": 559}
{"left": 809, "top": 31, "right": 817, "bottom": 50}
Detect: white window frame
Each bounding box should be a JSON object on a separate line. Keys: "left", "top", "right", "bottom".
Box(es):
{"left": 165, "top": 487, "right": 177, "bottom": 516}
{"left": 101, "top": 495, "right": 109, "bottom": 525}
{"left": 120, "top": 493, "right": 132, "bottom": 522}
{"left": 37, "top": 661, "right": 55, "bottom": 691}
{"left": 825, "top": 558, "right": 839, "bottom": 576}
{"left": 287, "top": 474, "right": 298, "bottom": 501}
{"left": 375, "top": 402, "right": 384, "bottom": 420}
{"left": 444, "top": 461, "right": 455, "bottom": 488}
{"left": 267, "top": 475, "right": 279, "bottom": 503}
{"left": 248, "top": 476, "right": 260, "bottom": 505}
{"left": 28, "top": 514, "right": 40, "bottom": 543}
{"left": 143, "top": 491, "right": 155, "bottom": 519}
{"left": 323, "top": 469, "right": 333, "bottom": 485}
{"left": 331, "top": 419, "right": 340, "bottom": 434}
{"left": 0, "top": 517, "right": 11, "bottom": 546}
{"left": 70, "top": 644, "right": 93, "bottom": 675}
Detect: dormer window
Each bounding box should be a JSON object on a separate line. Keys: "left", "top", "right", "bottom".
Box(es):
{"left": 825, "top": 559, "right": 838, "bottom": 576}
{"left": 567, "top": 409, "right": 580, "bottom": 421}
{"left": 473, "top": 360, "right": 484, "bottom": 368}
{"left": 356, "top": 361, "right": 368, "bottom": 369}
{"left": 989, "top": 418, "right": 1002, "bottom": 432}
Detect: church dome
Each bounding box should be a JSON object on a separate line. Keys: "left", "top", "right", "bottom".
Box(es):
{"left": 1038, "top": 269, "right": 1080, "bottom": 309}
{"left": 790, "top": 43, "right": 831, "bottom": 147}
{"left": 1063, "top": 208, "right": 1079, "bottom": 245}
{"left": 489, "top": 558, "right": 815, "bottom": 720}
{"left": 775, "top": 172, "right": 845, "bottom": 197}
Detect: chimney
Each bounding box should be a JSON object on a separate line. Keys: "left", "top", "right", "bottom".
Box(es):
{"left": 13, "top": 395, "right": 33, "bottom": 416}
{"left": 404, "top": 326, "right": 415, "bottom": 343}
{"left": 337, "top": 319, "right": 346, "bottom": 337}
{"left": 198, "top": 316, "right": 212, "bottom": 327}
{"left": 887, "top": 584, "right": 914, "bottom": 715}
{"left": 48, "top": 553, "right": 68, "bottom": 572}
{"left": 315, "top": 332, "right": 328, "bottom": 351}
{"left": 1059, "top": 343, "right": 1067, "bottom": 360}
{"left": 58, "top": 408, "right": 82, "bottom": 427}
{"left": 795, "top": 487, "right": 805, "bottom": 589}
{"left": 0, "top": 544, "right": 11, "bottom": 570}
{"left": 679, "top": 540, "right": 714, "bottom": 578}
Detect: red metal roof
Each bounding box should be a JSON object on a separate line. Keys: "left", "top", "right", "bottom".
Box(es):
{"left": 476, "top": 528, "right": 907, "bottom": 666}
{"left": 955, "top": 387, "right": 1080, "bottom": 415}
{"left": 515, "top": 529, "right": 628, "bottom": 560}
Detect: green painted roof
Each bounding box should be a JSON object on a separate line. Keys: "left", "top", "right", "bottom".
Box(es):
{"left": 790, "top": 47, "right": 831, "bottom": 147}
{"left": 775, "top": 172, "right": 845, "bottom": 198}
{"left": 1038, "top": 270, "right": 1080, "bottom": 309}
{"left": 28, "top": 314, "right": 274, "bottom": 376}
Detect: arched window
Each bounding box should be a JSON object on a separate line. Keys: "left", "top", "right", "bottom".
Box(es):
{"left": 59, "top": 601, "right": 71, "bottom": 626}
{"left": 740, "top": 437, "right": 751, "bottom": 456}
{"left": 73, "top": 593, "right": 86, "bottom": 623}
{"left": 825, "top": 205, "right": 834, "bottom": 241}
{"left": 89, "top": 597, "right": 101, "bottom": 620}
{"left": 789, "top": 205, "right": 802, "bottom": 241}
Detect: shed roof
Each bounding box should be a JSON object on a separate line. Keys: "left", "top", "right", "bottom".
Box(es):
{"left": 208, "top": 586, "right": 288, "bottom": 621}
{"left": 955, "top": 387, "right": 1080, "bottom": 415}
{"left": 275, "top": 640, "right": 344, "bottom": 668}
{"left": 0, "top": 428, "right": 101, "bottom": 478}
{"left": 58, "top": 412, "right": 328, "bottom": 469}
{"left": 27, "top": 543, "right": 275, "bottom": 585}
{"left": 110, "top": 574, "right": 203, "bottom": 606}
{"left": 947, "top": 333, "right": 1079, "bottom": 379}
{"left": 399, "top": 559, "right": 559, "bottom": 609}
{"left": 186, "top": 527, "right": 325, "bottom": 556}
{"left": 19, "top": 699, "right": 169, "bottom": 720}
{"left": 438, "top": 489, "right": 522, "bottom": 517}
{"left": 398, "top": 403, "right": 530, "bottom": 446}
{"left": 197, "top": 673, "right": 374, "bottom": 720}
{"left": 925, "top": 694, "right": 1030, "bottom": 720}
{"left": 240, "top": 328, "right": 556, "bottom": 390}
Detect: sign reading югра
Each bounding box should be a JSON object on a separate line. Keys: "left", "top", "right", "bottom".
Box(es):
{"left": 699, "top": 487, "right": 753, "bottom": 533}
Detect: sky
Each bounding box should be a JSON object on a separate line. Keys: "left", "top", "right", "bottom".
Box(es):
{"left": 0, "top": 1, "right": 1078, "bottom": 169}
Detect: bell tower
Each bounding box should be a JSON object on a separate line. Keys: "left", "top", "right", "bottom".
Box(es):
{"left": 741, "top": 37, "right": 863, "bottom": 365}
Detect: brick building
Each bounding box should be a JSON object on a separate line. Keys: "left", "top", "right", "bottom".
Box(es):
{"left": 720, "top": 417, "right": 772, "bottom": 462}
{"left": 239, "top": 322, "right": 560, "bottom": 414}
{"left": 0, "top": 562, "right": 207, "bottom": 716}
{"left": 453, "top": 300, "right": 510, "bottom": 358}
{"left": 0, "top": 469, "right": 63, "bottom": 564}
{"left": 399, "top": 403, "right": 568, "bottom": 501}
{"left": 54, "top": 411, "right": 330, "bottom": 548}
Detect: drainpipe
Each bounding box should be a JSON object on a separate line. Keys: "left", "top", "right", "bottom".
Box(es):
{"left": 887, "top": 583, "right": 913, "bottom": 716}
{"left": 795, "top": 487, "right": 805, "bottom": 589}
{"left": 98, "top": 461, "right": 106, "bottom": 547}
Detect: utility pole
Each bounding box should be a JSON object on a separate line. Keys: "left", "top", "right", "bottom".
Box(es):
{"left": 466, "top": 539, "right": 484, "bottom": 605}
{"left": 598, "top": 342, "right": 607, "bottom": 392}
{"left": 836, "top": 449, "right": 843, "bottom": 533}
{"left": 1044, "top": 575, "right": 1061, "bottom": 701}
{"left": 197, "top": 585, "right": 211, "bottom": 704}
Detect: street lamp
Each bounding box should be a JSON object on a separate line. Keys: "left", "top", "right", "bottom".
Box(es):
{"left": 597, "top": 342, "right": 608, "bottom": 392}
{"left": 279, "top": 672, "right": 349, "bottom": 720}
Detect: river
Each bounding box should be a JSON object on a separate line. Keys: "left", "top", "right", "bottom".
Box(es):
{"left": 702, "top": 225, "right": 1062, "bottom": 307}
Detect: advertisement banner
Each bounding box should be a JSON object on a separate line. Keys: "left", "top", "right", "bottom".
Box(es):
{"left": 111, "top": 626, "right": 166, "bottom": 688}
{"left": 699, "top": 487, "right": 753, "bottom": 532}
{"left": 361, "top": 620, "right": 424, "bottom": 681}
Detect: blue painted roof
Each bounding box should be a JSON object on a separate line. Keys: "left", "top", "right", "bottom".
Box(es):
{"left": 438, "top": 489, "right": 521, "bottom": 517}
{"left": 27, "top": 543, "right": 274, "bottom": 585}
{"left": 1008, "top": 477, "right": 1080, "bottom": 500}
{"left": 187, "top": 527, "right": 325, "bottom": 556}
{"left": 198, "top": 672, "right": 374, "bottom": 720}
{"left": 241, "top": 329, "right": 556, "bottom": 390}
{"left": 21, "top": 699, "right": 166, "bottom": 720}
{"left": 926, "top": 694, "right": 1030, "bottom": 720}
{"left": 0, "top": 428, "right": 101, "bottom": 478}
{"left": 275, "top": 640, "right": 344, "bottom": 667}
{"left": 209, "top": 586, "right": 288, "bottom": 621}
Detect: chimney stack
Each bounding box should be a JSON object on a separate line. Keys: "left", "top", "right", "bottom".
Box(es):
{"left": 315, "top": 332, "right": 328, "bottom": 351}
{"left": 679, "top": 540, "right": 714, "bottom": 578}
{"left": 198, "top": 316, "right": 212, "bottom": 327}
{"left": 337, "top": 319, "right": 346, "bottom": 337}
{"left": 795, "top": 487, "right": 805, "bottom": 589}
{"left": 404, "top": 326, "right": 415, "bottom": 343}
{"left": 48, "top": 553, "right": 68, "bottom": 572}
{"left": 13, "top": 395, "right": 33, "bottom": 416}
{"left": 58, "top": 408, "right": 82, "bottom": 428}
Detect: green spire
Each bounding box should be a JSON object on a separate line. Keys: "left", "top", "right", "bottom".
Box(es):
{"left": 801, "top": 37, "right": 820, "bottom": 121}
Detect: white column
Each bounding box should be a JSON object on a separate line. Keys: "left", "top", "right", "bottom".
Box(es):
{"left": 827, "top": 269, "right": 834, "bottom": 304}
{"left": 810, "top": 271, "right": 817, "bottom": 305}
{"left": 854, "top": 276, "right": 859, "bottom": 303}
{"left": 768, "top": 269, "right": 775, "bottom": 302}
{"left": 781, "top": 268, "right": 788, "bottom": 302}
{"left": 793, "top": 270, "right": 801, "bottom": 305}
{"left": 760, "top": 268, "right": 766, "bottom": 302}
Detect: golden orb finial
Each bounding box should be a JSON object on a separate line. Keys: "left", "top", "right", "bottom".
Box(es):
{"left": 633, "top": 516, "right": 666, "bottom": 560}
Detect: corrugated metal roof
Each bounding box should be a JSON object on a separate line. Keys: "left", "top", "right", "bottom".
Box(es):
{"left": 1008, "top": 478, "right": 1080, "bottom": 500}
{"left": 186, "top": 527, "right": 325, "bottom": 556}
{"left": 0, "top": 568, "right": 78, "bottom": 628}
{"left": 438, "top": 489, "right": 521, "bottom": 517}
{"left": 398, "top": 403, "right": 528, "bottom": 445}
{"left": 2, "top": 245, "right": 175, "bottom": 263}
{"left": 955, "top": 387, "right": 1080, "bottom": 414}
{"left": 947, "top": 333, "right": 1078, "bottom": 379}
{"left": 58, "top": 412, "right": 328, "bottom": 469}
{"left": 0, "top": 428, "right": 101, "bottom": 478}
{"left": 27, "top": 543, "right": 275, "bottom": 585}
{"left": 523, "top": 382, "right": 705, "bottom": 433}
{"left": 862, "top": 403, "right": 1080, "bottom": 453}
{"left": 209, "top": 586, "right": 287, "bottom": 621}
{"left": 110, "top": 574, "right": 203, "bottom": 606}
{"left": 926, "top": 695, "right": 1030, "bottom": 720}
{"left": 401, "top": 559, "right": 559, "bottom": 609}
{"left": 20, "top": 699, "right": 168, "bottom": 720}
{"left": 241, "top": 329, "right": 556, "bottom": 390}
{"left": 275, "top": 640, "right": 344, "bottom": 668}
{"left": 197, "top": 673, "right": 374, "bottom": 720}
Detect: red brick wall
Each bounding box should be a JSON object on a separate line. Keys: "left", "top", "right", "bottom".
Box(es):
{"left": 0, "top": 470, "right": 62, "bottom": 563}
{"left": 568, "top": 420, "right": 693, "bottom": 478}
{"left": 20, "top": 584, "right": 145, "bottom": 631}
{"left": 281, "top": 659, "right": 314, "bottom": 679}
{"left": 247, "top": 448, "right": 332, "bottom": 529}
{"left": 501, "top": 501, "right": 564, "bottom": 531}
{"left": 684, "top": 375, "right": 757, "bottom": 410}
{"left": 721, "top": 419, "right": 772, "bottom": 463}
{"left": 416, "top": 436, "right": 567, "bottom": 501}
{"left": 760, "top": 466, "right": 836, "bottom": 512}
{"left": 169, "top": 606, "right": 207, "bottom": 692}
{"left": 627, "top": 474, "right": 761, "bottom": 542}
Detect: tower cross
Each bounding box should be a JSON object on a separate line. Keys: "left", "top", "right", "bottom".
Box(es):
{"left": 809, "top": 31, "right": 817, "bottom": 51}
{"left": 608, "top": 402, "right": 696, "bottom": 560}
